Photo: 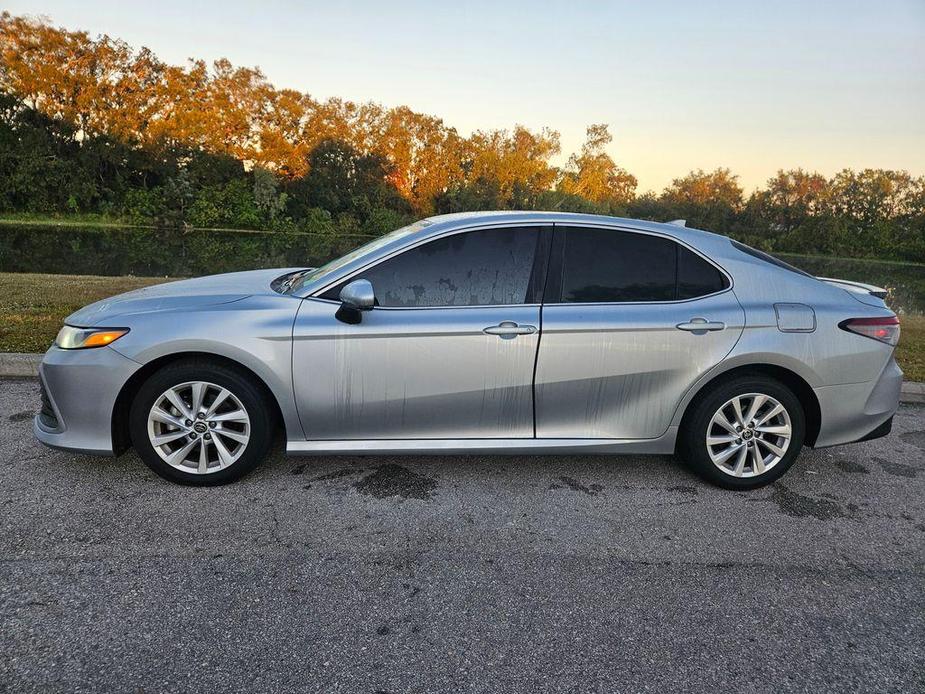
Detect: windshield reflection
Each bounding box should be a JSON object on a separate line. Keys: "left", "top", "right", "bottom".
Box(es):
{"left": 286, "top": 219, "right": 431, "bottom": 294}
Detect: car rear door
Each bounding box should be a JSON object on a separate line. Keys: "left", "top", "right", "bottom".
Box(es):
{"left": 292, "top": 225, "right": 551, "bottom": 440}
{"left": 535, "top": 225, "right": 745, "bottom": 440}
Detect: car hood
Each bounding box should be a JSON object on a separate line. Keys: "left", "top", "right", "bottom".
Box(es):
{"left": 67, "top": 268, "right": 303, "bottom": 326}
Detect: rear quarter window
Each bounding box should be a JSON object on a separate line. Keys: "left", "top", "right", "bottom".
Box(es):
{"left": 677, "top": 246, "right": 729, "bottom": 299}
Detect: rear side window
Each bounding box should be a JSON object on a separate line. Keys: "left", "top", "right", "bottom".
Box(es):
{"left": 558, "top": 229, "right": 677, "bottom": 302}
{"left": 553, "top": 227, "right": 728, "bottom": 303}
{"left": 323, "top": 227, "right": 542, "bottom": 307}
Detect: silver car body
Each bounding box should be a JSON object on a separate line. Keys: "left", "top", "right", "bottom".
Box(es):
{"left": 34, "top": 212, "right": 903, "bottom": 458}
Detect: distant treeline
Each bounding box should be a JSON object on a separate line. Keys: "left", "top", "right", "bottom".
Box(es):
{"left": 0, "top": 12, "right": 923, "bottom": 261}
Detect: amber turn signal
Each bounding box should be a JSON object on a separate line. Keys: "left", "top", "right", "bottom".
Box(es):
{"left": 82, "top": 330, "right": 129, "bottom": 347}
{"left": 55, "top": 326, "right": 130, "bottom": 349}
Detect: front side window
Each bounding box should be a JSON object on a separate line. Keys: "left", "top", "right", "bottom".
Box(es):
{"left": 554, "top": 227, "right": 728, "bottom": 303}
{"left": 323, "top": 227, "right": 542, "bottom": 307}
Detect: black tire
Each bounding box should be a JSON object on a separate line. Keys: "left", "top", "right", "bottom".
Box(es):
{"left": 129, "top": 359, "right": 274, "bottom": 486}
{"left": 678, "top": 374, "right": 806, "bottom": 490}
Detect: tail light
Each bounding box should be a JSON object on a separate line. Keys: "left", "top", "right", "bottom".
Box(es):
{"left": 839, "top": 316, "right": 900, "bottom": 346}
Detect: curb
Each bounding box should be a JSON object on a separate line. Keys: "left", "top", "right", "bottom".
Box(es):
{"left": 2, "top": 351, "right": 924, "bottom": 404}
{"left": 903, "top": 380, "right": 925, "bottom": 404}
{"left": 0, "top": 353, "right": 42, "bottom": 378}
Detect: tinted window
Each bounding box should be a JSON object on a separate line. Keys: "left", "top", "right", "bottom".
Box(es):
{"left": 558, "top": 229, "right": 677, "bottom": 302}
{"left": 678, "top": 246, "right": 729, "bottom": 299}
{"left": 326, "top": 227, "right": 541, "bottom": 307}
{"left": 555, "top": 228, "right": 728, "bottom": 303}
{"left": 731, "top": 240, "right": 812, "bottom": 277}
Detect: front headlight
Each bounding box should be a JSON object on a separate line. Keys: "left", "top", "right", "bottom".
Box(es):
{"left": 55, "top": 325, "right": 129, "bottom": 349}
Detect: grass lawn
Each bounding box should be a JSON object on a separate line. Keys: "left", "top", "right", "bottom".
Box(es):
{"left": 900, "top": 313, "right": 925, "bottom": 382}
{"left": 0, "top": 212, "right": 141, "bottom": 228}
{"left": 0, "top": 272, "right": 168, "bottom": 353}
{"left": 1, "top": 271, "right": 923, "bottom": 382}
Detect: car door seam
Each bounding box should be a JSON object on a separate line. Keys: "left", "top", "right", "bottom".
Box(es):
{"left": 531, "top": 227, "right": 555, "bottom": 439}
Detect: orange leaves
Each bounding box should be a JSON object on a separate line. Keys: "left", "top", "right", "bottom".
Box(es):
{"left": 559, "top": 124, "right": 636, "bottom": 205}
{"left": 0, "top": 12, "right": 619, "bottom": 214}
{"left": 663, "top": 168, "right": 744, "bottom": 209}
{"left": 466, "top": 126, "right": 561, "bottom": 204}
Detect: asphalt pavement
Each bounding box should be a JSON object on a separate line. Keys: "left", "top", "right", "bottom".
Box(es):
{"left": 1, "top": 377, "right": 923, "bottom": 693}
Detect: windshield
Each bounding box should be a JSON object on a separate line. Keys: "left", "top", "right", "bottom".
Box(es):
{"left": 286, "top": 219, "right": 431, "bottom": 294}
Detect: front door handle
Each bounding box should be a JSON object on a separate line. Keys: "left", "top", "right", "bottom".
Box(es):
{"left": 483, "top": 321, "right": 538, "bottom": 339}
{"left": 677, "top": 317, "right": 726, "bottom": 332}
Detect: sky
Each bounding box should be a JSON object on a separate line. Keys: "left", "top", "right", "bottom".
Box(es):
{"left": 7, "top": 0, "right": 925, "bottom": 192}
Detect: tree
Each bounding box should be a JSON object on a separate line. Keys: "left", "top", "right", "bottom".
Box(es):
{"left": 659, "top": 168, "right": 744, "bottom": 231}
{"left": 366, "top": 106, "right": 467, "bottom": 213}
{"left": 747, "top": 169, "right": 829, "bottom": 235}
{"left": 464, "top": 126, "right": 560, "bottom": 208}
{"left": 827, "top": 169, "right": 920, "bottom": 223}
{"left": 285, "top": 139, "right": 408, "bottom": 221}
{"left": 1, "top": 10, "right": 922, "bottom": 263}
{"left": 558, "top": 124, "right": 636, "bottom": 209}
{"left": 253, "top": 167, "right": 287, "bottom": 223}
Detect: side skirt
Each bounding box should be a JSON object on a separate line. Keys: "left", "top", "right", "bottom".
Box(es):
{"left": 287, "top": 427, "right": 678, "bottom": 456}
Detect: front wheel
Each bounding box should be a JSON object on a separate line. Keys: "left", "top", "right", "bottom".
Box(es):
{"left": 679, "top": 375, "right": 805, "bottom": 490}
{"left": 129, "top": 360, "right": 274, "bottom": 485}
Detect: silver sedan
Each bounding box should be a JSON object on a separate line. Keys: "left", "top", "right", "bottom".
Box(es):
{"left": 34, "top": 212, "right": 903, "bottom": 489}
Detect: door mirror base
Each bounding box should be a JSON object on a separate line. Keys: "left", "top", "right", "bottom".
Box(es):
{"left": 335, "top": 304, "right": 363, "bottom": 324}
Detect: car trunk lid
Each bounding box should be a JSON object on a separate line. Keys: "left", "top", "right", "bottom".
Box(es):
{"left": 818, "top": 277, "right": 889, "bottom": 309}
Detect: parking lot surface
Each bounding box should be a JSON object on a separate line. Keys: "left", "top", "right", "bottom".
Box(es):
{"left": 1, "top": 377, "right": 923, "bottom": 693}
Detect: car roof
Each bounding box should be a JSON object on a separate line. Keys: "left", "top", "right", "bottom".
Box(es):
{"left": 416, "top": 211, "right": 735, "bottom": 253}
{"left": 421, "top": 210, "right": 720, "bottom": 239}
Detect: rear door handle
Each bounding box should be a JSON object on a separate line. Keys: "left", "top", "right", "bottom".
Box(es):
{"left": 677, "top": 317, "right": 726, "bottom": 332}
{"left": 483, "top": 321, "right": 537, "bottom": 339}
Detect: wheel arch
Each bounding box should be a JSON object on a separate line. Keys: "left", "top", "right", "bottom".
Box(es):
{"left": 111, "top": 351, "right": 287, "bottom": 455}
{"left": 675, "top": 363, "right": 822, "bottom": 448}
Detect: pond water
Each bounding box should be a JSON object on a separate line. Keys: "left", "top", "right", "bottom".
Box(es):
{"left": 778, "top": 254, "right": 924, "bottom": 315}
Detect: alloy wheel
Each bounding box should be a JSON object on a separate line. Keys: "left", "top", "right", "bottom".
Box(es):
{"left": 146, "top": 381, "right": 251, "bottom": 474}
{"left": 705, "top": 392, "right": 792, "bottom": 478}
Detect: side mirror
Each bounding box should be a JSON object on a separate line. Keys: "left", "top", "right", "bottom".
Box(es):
{"left": 335, "top": 279, "right": 375, "bottom": 324}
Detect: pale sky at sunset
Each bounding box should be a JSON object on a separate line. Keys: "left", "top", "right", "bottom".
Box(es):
{"left": 7, "top": 0, "right": 925, "bottom": 192}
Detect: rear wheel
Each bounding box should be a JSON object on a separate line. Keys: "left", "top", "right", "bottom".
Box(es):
{"left": 679, "top": 375, "right": 805, "bottom": 490}
{"left": 130, "top": 360, "right": 274, "bottom": 485}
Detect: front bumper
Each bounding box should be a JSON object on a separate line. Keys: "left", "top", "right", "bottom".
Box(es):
{"left": 812, "top": 355, "right": 903, "bottom": 448}
{"left": 33, "top": 345, "right": 141, "bottom": 456}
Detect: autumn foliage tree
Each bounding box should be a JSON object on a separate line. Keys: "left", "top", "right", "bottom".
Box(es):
{"left": 558, "top": 124, "right": 637, "bottom": 209}
{"left": 0, "top": 12, "right": 923, "bottom": 261}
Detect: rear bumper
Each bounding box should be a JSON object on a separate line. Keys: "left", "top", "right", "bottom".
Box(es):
{"left": 812, "top": 356, "right": 902, "bottom": 448}
{"left": 33, "top": 345, "right": 140, "bottom": 456}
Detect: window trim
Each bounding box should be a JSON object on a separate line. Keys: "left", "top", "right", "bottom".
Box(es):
{"left": 310, "top": 224, "right": 554, "bottom": 310}
{"left": 544, "top": 223, "right": 734, "bottom": 306}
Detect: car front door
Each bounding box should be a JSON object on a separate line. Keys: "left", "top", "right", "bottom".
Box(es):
{"left": 535, "top": 225, "right": 745, "bottom": 440}
{"left": 292, "top": 225, "right": 550, "bottom": 440}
